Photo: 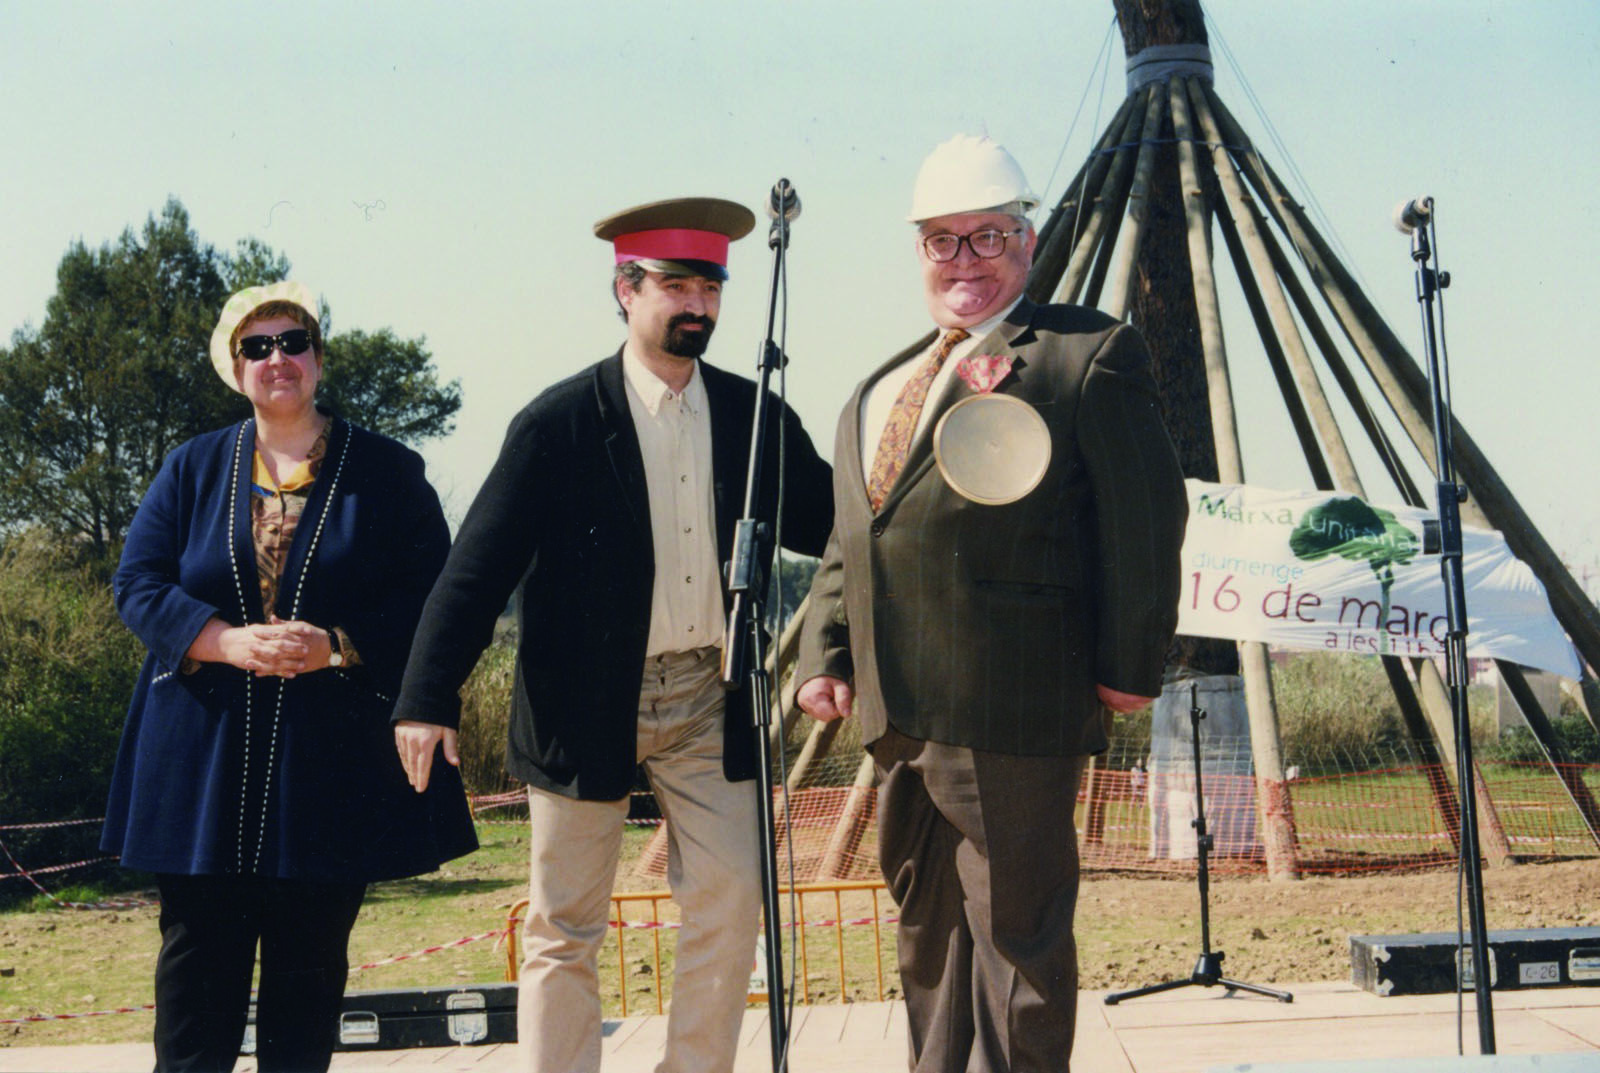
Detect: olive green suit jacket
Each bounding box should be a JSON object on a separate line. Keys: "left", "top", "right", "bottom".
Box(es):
{"left": 797, "top": 299, "right": 1187, "bottom": 756}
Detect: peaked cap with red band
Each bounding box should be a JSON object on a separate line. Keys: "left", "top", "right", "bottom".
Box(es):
{"left": 594, "top": 197, "right": 756, "bottom": 282}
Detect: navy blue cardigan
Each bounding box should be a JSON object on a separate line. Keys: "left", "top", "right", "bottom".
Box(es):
{"left": 101, "top": 418, "right": 478, "bottom": 882}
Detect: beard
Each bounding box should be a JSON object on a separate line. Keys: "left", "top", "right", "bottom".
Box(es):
{"left": 662, "top": 314, "right": 716, "bottom": 358}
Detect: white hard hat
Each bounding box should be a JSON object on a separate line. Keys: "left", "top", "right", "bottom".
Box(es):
{"left": 908, "top": 134, "right": 1039, "bottom": 222}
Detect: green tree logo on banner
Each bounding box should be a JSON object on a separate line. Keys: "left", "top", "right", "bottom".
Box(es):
{"left": 1289, "top": 497, "right": 1420, "bottom": 654}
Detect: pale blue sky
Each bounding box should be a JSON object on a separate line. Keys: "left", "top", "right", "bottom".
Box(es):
{"left": 4, "top": 1, "right": 1597, "bottom": 583}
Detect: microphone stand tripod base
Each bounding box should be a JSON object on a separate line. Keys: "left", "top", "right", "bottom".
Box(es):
{"left": 1103, "top": 951, "right": 1293, "bottom": 1006}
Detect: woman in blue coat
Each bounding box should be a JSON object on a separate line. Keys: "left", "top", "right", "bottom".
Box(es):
{"left": 101, "top": 281, "right": 477, "bottom": 1072}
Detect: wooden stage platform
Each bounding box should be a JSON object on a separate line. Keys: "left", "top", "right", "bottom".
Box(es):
{"left": 3, "top": 980, "right": 1596, "bottom": 1072}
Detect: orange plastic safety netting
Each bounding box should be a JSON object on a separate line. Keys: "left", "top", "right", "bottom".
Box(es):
{"left": 628, "top": 744, "right": 1600, "bottom": 883}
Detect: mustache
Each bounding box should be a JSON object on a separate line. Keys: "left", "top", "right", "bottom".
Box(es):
{"left": 667, "top": 314, "right": 715, "bottom": 333}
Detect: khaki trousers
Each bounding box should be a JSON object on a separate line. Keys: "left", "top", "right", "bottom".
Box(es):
{"left": 874, "top": 725, "right": 1087, "bottom": 1073}
{"left": 517, "top": 648, "right": 761, "bottom": 1073}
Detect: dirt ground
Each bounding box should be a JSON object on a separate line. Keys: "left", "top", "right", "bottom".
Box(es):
{"left": 1075, "top": 857, "right": 1599, "bottom": 990}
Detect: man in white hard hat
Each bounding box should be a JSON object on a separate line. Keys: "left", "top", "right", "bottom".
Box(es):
{"left": 391, "top": 197, "right": 834, "bottom": 1073}
{"left": 796, "top": 135, "right": 1187, "bottom": 1071}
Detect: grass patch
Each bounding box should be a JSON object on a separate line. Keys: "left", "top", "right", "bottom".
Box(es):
{"left": 1, "top": 821, "right": 902, "bottom": 1047}
{"left": 4, "top": 823, "right": 528, "bottom": 1046}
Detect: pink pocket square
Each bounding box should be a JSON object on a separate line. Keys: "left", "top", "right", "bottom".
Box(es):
{"left": 955, "top": 353, "right": 1014, "bottom": 394}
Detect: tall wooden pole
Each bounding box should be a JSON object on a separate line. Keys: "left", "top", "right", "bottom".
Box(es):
{"left": 1167, "top": 72, "right": 1299, "bottom": 879}
{"left": 1054, "top": 101, "right": 1147, "bottom": 306}
{"left": 1105, "top": 84, "right": 1170, "bottom": 320}
{"left": 1113, "top": 0, "right": 1298, "bottom": 879}
{"left": 1113, "top": 0, "right": 1237, "bottom": 684}
{"left": 1029, "top": 94, "right": 1140, "bottom": 304}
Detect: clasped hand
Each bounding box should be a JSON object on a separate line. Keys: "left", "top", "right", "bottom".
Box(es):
{"left": 218, "top": 616, "right": 333, "bottom": 678}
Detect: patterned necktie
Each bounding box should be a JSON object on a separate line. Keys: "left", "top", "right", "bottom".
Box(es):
{"left": 866, "top": 327, "right": 969, "bottom": 510}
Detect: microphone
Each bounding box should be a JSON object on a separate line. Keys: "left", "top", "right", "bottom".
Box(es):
{"left": 767, "top": 179, "right": 801, "bottom": 225}
{"left": 1392, "top": 196, "right": 1432, "bottom": 235}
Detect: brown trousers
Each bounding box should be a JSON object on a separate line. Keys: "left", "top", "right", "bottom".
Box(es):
{"left": 874, "top": 726, "right": 1087, "bottom": 1072}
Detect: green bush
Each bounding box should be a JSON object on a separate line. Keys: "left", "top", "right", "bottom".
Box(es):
{"left": 1271, "top": 652, "right": 1408, "bottom": 757}
{"left": 0, "top": 532, "right": 140, "bottom": 819}
{"left": 1482, "top": 704, "right": 1600, "bottom": 764}
{"left": 455, "top": 632, "right": 519, "bottom": 796}
{"left": 1269, "top": 652, "right": 1496, "bottom": 762}
{"left": 0, "top": 532, "right": 142, "bottom": 903}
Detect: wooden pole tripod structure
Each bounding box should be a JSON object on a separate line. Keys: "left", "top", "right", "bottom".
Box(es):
{"left": 1024, "top": 0, "right": 1600, "bottom": 877}
{"left": 767, "top": 0, "right": 1600, "bottom": 885}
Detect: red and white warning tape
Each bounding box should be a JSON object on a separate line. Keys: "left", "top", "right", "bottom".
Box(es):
{"left": 469, "top": 790, "right": 525, "bottom": 812}
{"left": 607, "top": 913, "right": 897, "bottom": 932}
{"left": 471, "top": 791, "right": 663, "bottom": 827}
{"left": 350, "top": 928, "right": 505, "bottom": 972}
{"left": 0, "top": 837, "right": 153, "bottom": 911}
{"left": 0, "top": 855, "right": 115, "bottom": 881}
{"left": 0, "top": 818, "right": 103, "bottom": 832}
{"left": 0, "top": 1003, "right": 156, "bottom": 1025}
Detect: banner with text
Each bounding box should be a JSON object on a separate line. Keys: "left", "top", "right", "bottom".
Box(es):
{"left": 1178, "top": 480, "right": 1580, "bottom": 678}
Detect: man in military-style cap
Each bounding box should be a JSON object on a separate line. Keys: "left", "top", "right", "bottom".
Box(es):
{"left": 392, "top": 198, "right": 834, "bottom": 1073}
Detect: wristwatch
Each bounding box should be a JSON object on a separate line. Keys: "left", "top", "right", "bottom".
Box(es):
{"left": 327, "top": 628, "right": 345, "bottom": 667}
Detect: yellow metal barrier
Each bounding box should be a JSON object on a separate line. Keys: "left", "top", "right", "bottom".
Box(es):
{"left": 504, "top": 880, "right": 893, "bottom": 1012}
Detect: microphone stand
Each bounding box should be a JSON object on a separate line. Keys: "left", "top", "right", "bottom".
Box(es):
{"left": 721, "top": 178, "right": 797, "bottom": 1072}
{"left": 1104, "top": 684, "right": 1292, "bottom": 1006}
{"left": 1408, "top": 199, "right": 1496, "bottom": 1054}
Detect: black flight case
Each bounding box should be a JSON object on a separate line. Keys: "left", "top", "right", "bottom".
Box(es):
{"left": 242, "top": 982, "right": 519, "bottom": 1052}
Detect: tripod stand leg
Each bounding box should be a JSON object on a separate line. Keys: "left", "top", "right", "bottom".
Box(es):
{"left": 1218, "top": 977, "right": 1294, "bottom": 1003}
{"left": 1104, "top": 977, "right": 1200, "bottom": 1005}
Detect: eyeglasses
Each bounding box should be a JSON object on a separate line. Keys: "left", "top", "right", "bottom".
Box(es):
{"left": 237, "top": 329, "right": 313, "bottom": 361}
{"left": 921, "top": 228, "right": 1025, "bottom": 263}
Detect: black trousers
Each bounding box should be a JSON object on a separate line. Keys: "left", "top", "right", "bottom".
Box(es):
{"left": 873, "top": 726, "right": 1087, "bottom": 1073}
{"left": 153, "top": 873, "right": 366, "bottom": 1073}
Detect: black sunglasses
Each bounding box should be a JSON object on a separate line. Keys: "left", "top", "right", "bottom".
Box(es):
{"left": 237, "top": 329, "right": 314, "bottom": 361}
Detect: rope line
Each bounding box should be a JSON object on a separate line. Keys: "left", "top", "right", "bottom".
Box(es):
{"left": 1205, "top": 11, "right": 1374, "bottom": 298}
{"left": 348, "top": 928, "right": 503, "bottom": 972}
{"left": 1092, "top": 136, "right": 1251, "bottom": 157}
{"left": 1038, "top": 15, "right": 1120, "bottom": 218}
{"left": 0, "top": 818, "right": 102, "bottom": 833}
{"left": 0, "top": 836, "right": 152, "bottom": 910}
{"left": 0, "top": 855, "right": 116, "bottom": 881}
{"left": 605, "top": 913, "right": 899, "bottom": 933}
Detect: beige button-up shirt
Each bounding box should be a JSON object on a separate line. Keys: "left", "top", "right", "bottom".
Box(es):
{"left": 622, "top": 345, "right": 725, "bottom": 656}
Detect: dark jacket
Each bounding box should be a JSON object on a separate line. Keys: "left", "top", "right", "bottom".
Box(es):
{"left": 392, "top": 353, "right": 834, "bottom": 801}
{"left": 797, "top": 299, "right": 1187, "bottom": 756}
{"left": 102, "top": 418, "right": 478, "bottom": 882}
